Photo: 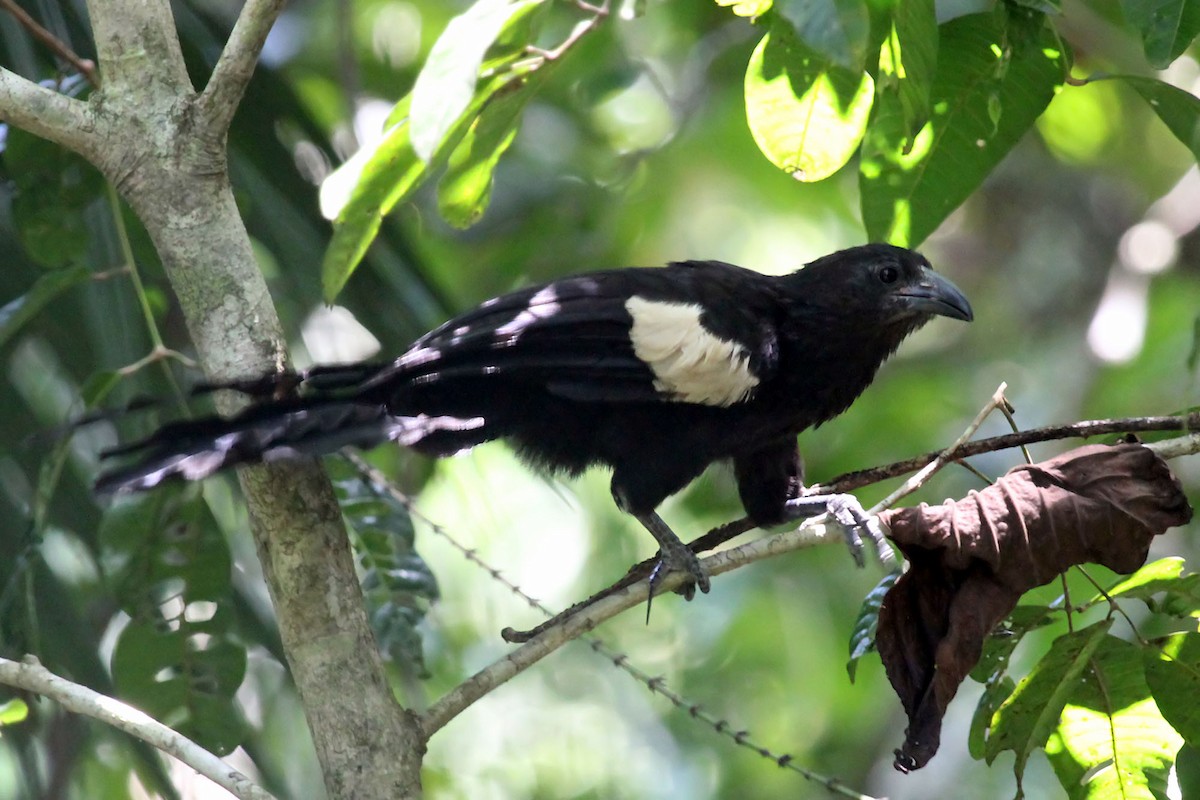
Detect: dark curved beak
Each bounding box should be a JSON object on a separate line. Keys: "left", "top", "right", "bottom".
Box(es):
{"left": 898, "top": 266, "right": 974, "bottom": 322}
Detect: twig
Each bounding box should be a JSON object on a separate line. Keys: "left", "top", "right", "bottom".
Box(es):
{"left": 420, "top": 517, "right": 843, "bottom": 736}
{"left": 432, "top": 426, "right": 1200, "bottom": 720}
{"left": 197, "top": 0, "right": 289, "bottom": 134}
{"left": 0, "top": 0, "right": 98, "bottom": 87}
{"left": 864, "top": 382, "right": 1010, "bottom": 515}
{"left": 819, "top": 413, "right": 1200, "bottom": 494}
{"left": 0, "top": 655, "right": 274, "bottom": 800}
{"left": 524, "top": 0, "right": 609, "bottom": 64}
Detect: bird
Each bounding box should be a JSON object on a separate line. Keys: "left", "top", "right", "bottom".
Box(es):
{"left": 96, "top": 243, "right": 973, "bottom": 596}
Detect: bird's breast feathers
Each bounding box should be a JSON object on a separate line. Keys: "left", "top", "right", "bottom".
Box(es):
{"left": 624, "top": 296, "right": 761, "bottom": 407}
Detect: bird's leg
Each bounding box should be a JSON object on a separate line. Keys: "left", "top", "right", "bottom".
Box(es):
{"left": 635, "top": 512, "right": 711, "bottom": 615}
{"left": 782, "top": 492, "right": 895, "bottom": 567}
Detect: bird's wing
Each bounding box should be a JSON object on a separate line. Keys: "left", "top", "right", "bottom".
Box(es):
{"left": 369, "top": 263, "right": 782, "bottom": 408}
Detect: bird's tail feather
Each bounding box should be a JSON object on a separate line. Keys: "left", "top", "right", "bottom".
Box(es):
{"left": 95, "top": 399, "right": 485, "bottom": 494}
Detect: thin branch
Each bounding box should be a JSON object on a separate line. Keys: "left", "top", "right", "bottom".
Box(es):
{"left": 817, "top": 413, "right": 1200, "bottom": 494}
{"left": 0, "top": 68, "right": 97, "bottom": 156}
{"left": 0, "top": 655, "right": 275, "bottom": 800}
{"left": 864, "top": 382, "right": 1010, "bottom": 515}
{"left": 197, "top": 0, "right": 288, "bottom": 134}
{"left": 424, "top": 429, "right": 1200, "bottom": 735}
{"left": 344, "top": 453, "right": 872, "bottom": 794}
{"left": 0, "top": 0, "right": 98, "bottom": 87}
{"left": 421, "top": 517, "right": 843, "bottom": 736}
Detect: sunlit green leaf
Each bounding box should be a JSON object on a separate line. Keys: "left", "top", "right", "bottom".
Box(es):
{"left": 1120, "top": 0, "right": 1200, "bottom": 68}
{"left": 745, "top": 28, "right": 874, "bottom": 182}
{"left": 971, "top": 605, "right": 1055, "bottom": 683}
{"left": 860, "top": 7, "right": 1066, "bottom": 246}
{"left": 1044, "top": 636, "right": 1179, "bottom": 800}
{"left": 0, "top": 266, "right": 90, "bottom": 350}
{"left": 410, "top": 0, "right": 544, "bottom": 162}
{"left": 0, "top": 698, "right": 28, "bottom": 726}
{"left": 774, "top": 0, "right": 870, "bottom": 71}
{"left": 1115, "top": 75, "right": 1200, "bottom": 161}
{"left": 846, "top": 572, "right": 895, "bottom": 681}
{"left": 439, "top": 76, "right": 541, "bottom": 228}
{"left": 986, "top": 621, "right": 1112, "bottom": 784}
{"left": 1144, "top": 632, "right": 1200, "bottom": 745}
{"left": 716, "top": 0, "right": 773, "bottom": 17}
{"left": 1099, "top": 556, "right": 1186, "bottom": 601}
{"left": 875, "top": 0, "right": 937, "bottom": 145}
{"left": 970, "top": 675, "right": 1016, "bottom": 759}
{"left": 322, "top": 69, "right": 535, "bottom": 302}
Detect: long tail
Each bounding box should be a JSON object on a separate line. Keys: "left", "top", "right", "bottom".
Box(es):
{"left": 95, "top": 395, "right": 484, "bottom": 494}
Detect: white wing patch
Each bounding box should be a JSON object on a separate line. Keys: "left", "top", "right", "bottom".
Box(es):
{"left": 625, "top": 296, "right": 758, "bottom": 407}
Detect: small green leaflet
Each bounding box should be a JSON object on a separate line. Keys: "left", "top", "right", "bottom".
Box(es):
{"left": 846, "top": 572, "right": 896, "bottom": 681}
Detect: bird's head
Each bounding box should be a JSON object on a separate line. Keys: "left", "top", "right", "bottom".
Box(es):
{"left": 797, "top": 244, "right": 973, "bottom": 328}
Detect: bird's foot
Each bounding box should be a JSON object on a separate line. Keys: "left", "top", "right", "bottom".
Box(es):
{"left": 636, "top": 512, "right": 710, "bottom": 620}
{"left": 783, "top": 492, "right": 894, "bottom": 568}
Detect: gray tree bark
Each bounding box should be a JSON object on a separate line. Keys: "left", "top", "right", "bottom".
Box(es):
{"left": 0, "top": 2, "right": 424, "bottom": 796}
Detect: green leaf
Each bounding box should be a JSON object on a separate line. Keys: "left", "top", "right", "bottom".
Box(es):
{"left": 745, "top": 28, "right": 874, "bottom": 182}
{"left": 846, "top": 572, "right": 895, "bottom": 681}
{"left": 1098, "top": 556, "right": 1186, "bottom": 601}
{"left": 971, "top": 605, "right": 1056, "bottom": 683}
{"left": 986, "top": 620, "right": 1112, "bottom": 784}
{"left": 1044, "top": 636, "right": 1180, "bottom": 800}
{"left": 875, "top": 0, "right": 937, "bottom": 144}
{"left": 0, "top": 698, "right": 29, "bottom": 726}
{"left": 438, "top": 75, "right": 542, "bottom": 228}
{"left": 4, "top": 128, "right": 104, "bottom": 269}
{"left": 1177, "top": 743, "right": 1200, "bottom": 799}
{"left": 717, "top": 0, "right": 773, "bottom": 16}
{"left": 860, "top": 7, "right": 1066, "bottom": 246}
{"left": 1120, "top": 0, "right": 1200, "bottom": 68}
{"left": 101, "top": 485, "right": 247, "bottom": 755}
{"left": 0, "top": 266, "right": 90, "bottom": 350}
{"left": 774, "top": 0, "right": 870, "bottom": 71}
{"left": 970, "top": 675, "right": 1016, "bottom": 759}
{"left": 1144, "top": 632, "right": 1200, "bottom": 746}
{"left": 1115, "top": 76, "right": 1200, "bottom": 161}
{"left": 322, "top": 71, "right": 534, "bottom": 302}
{"left": 329, "top": 458, "right": 437, "bottom": 677}
{"left": 410, "top": 0, "right": 544, "bottom": 162}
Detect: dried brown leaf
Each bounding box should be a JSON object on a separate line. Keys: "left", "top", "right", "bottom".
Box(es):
{"left": 874, "top": 443, "right": 1192, "bottom": 771}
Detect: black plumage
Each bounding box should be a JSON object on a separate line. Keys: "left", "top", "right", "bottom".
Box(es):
{"left": 97, "top": 243, "right": 972, "bottom": 592}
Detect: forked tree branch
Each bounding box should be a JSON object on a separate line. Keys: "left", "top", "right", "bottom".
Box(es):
{"left": 197, "top": 0, "right": 289, "bottom": 134}
{"left": 0, "top": 656, "right": 275, "bottom": 800}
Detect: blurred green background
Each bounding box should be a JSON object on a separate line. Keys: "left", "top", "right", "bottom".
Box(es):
{"left": 0, "top": 0, "right": 1198, "bottom": 797}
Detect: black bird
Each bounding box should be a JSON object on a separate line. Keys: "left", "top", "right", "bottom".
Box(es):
{"left": 97, "top": 244, "right": 972, "bottom": 594}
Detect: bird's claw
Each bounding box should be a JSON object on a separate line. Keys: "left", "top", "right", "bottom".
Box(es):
{"left": 784, "top": 492, "right": 894, "bottom": 568}
{"left": 648, "top": 543, "right": 710, "bottom": 599}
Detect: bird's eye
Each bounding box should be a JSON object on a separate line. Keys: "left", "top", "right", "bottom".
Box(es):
{"left": 879, "top": 266, "right": 900, "bottom": 284}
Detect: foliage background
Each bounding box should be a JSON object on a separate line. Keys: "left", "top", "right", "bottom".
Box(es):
{"left": 0, "top": 0, "right": 1198, "bottom": 797}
